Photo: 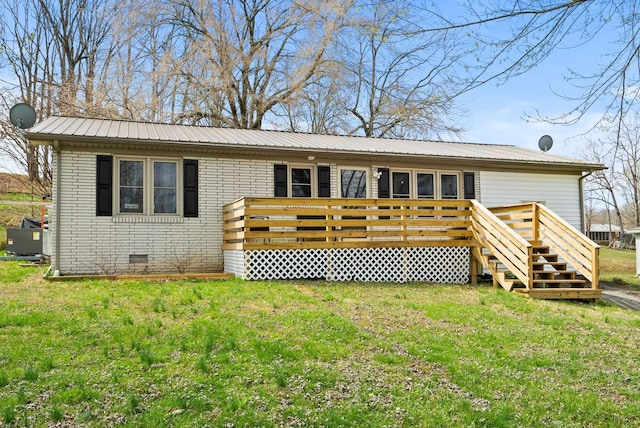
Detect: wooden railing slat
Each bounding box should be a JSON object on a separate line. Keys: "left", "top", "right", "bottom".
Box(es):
{"left": 224, "top": 197, "right": 477, "bottom": 249}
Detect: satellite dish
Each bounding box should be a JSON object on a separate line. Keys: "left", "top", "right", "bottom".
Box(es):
{"left": 538, "top": 135, "right": 553, "bottom": 152}
{"left": 9, "top": 103, "right": 37, "bottom": 129}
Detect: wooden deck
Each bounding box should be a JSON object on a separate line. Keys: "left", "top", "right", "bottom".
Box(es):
{"left": 223, "top": 198, "right": 600, "bottom": 300}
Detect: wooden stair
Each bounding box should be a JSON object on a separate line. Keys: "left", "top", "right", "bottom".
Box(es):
{"left": 480, "top": 240, "right": 601, "bottom": 300}
{"left": 472, "top": 201, "right": 600, "bottom": 301}
{"left": 528, "top": 241, "right": 587, "bottom": 288}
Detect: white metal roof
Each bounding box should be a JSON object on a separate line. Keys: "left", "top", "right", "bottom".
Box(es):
{"left": 588, "top": 224, "right": 621, "bottom": 232}
{"left": 27, "top": 116, "right": 602, "bottom": 169}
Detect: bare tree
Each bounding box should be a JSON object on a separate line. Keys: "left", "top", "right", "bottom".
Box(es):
{"left": 416, "top": 1, "right": 640, "bottom": 139}
{"left": 0, "top": 0, "right": 117, "bottom": 190}
{"left": 0, "top": 120, "right": 51, "bottom": 194}
{"left": 89, "top": 0, "right": 192, "bottom": 122}
{"left": 271, "top": 1, "right": 467, "bottom": 139}
{"left": 0, "top": 0, "right": 56, "bottom": 190}
{"left": 35, "top": 0, "right": 115, "bottom": 115}
{"left": 169, "top": 0, "right": 353, "bottom": 129}
{"left": 581, "top": 138, "right": 625, "bottom": 233}
{"left": 11, "top": 0, "right": 635, "bottom": 153}
{"left": 615, "top": 114, "right": 640, "bottom": 227}
{"left": 339, "top": 1, "right": 463, "bottom": 139}
{"left": 581, "top": 111, "right": 640, "bottom": 231}
{"left": 272, "top": 69, "right": 351, "bottom": 135}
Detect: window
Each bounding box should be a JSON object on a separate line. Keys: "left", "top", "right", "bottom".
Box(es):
{"left": 384, "top": 170, "right": 461, "bottom": 199}
{"left": 417, "top": 173, "right": 435, "bottom": 199}
{"left": 392, "top": 172, "right": 410, "bottom": 198}
{"left": 338, "top": 168, "right": 367, "bottom": 237}
{"left": 416, "top": 172, "right": 435, "bottom": 217}
{"left": 340, "top": 169, "right": 367, "bottom": 198}
{"left": 153, "top": 162, "right": 177, "bottom": 213}
{"left": 96, "top": 156, "right": 197, "bottom": 218}
{"left": 119, "top": 160, "right": 144, "bottom": 213}
{"left": 291, "top": 167, "right": 312, "bottom": 197}
{"left": 273, "top": 164, "right": 331, "bottom": 198}
{"left": 440, "top": 174, "right": 459, "bottom": 199}
{"left": 116, "top": 158, "right": 180, "bottom": 215}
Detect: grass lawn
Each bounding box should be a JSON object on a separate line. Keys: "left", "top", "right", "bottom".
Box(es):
{"left": 0, "top": 263, "right": 639, "bottom": 427}
{"left": 599, "top": 247, "right": 640, "bottom": 290}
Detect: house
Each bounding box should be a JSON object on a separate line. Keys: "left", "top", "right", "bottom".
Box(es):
{"left": 586, "top": 223, "right": 621, "bottom": 245}
{"left": 27, "top": 116, "right": 604, "bottom": 299}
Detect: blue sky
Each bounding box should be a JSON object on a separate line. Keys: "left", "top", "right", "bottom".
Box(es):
{"left": 456, "top": 71, "right": 600, "bottom": 158}
{"left": 450, "top": 9, "right": 614, "bottom": 158}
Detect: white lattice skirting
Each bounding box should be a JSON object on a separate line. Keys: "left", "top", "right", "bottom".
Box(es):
{"left": 224, "top": 247, "right": 470, "bottom": 283}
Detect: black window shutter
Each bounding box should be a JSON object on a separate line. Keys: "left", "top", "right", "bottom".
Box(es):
{"left": 378, "top": 168, "right": 390, "bottom": 198}
{"left": 183, "top": 159, "right": 199, "bottom": 217}
{"left": 96, "top": 155, "right": 113, "bottom": 216}
{"left": 463, "top": 172, "right": 476, "bottom": 199}
{"left": 274, "top": 164, "right": 288, "bottom": 197}
{"left": 317, "top": 165, "right": 331, "bottom": 197}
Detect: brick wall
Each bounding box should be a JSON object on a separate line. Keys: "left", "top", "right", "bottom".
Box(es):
{"left": 54, "top": 151, "right": 273, "bottom": 275}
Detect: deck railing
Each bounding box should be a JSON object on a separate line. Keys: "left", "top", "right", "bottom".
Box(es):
{"left": 536, "top": 204, "right": 599, "bottom": 288}
{"left": 223, "top": 197, "right": 476, "bottom": 250}
{"left": 469, "top": 200, "right": 533, "bottom": 290}
{"left": 489, "top": 202, "right": 599, "bottom": 289}
{"left": 223, "top": 198, "right": 599, "bottom": 292}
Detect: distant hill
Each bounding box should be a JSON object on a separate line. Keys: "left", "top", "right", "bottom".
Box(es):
{"left": 0, "top": 173, "right": 33, "bottom": 194}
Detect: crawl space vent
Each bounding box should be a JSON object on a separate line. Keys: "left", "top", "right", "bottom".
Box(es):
{"left": 129, "top": 254, "right": 148, "bottom": 264}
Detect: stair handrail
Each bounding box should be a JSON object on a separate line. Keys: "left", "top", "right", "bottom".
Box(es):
{"left": 470, "top": 200, "right": 533, "bottom": 289}
{"left": 535, "top": 203, "right": 600, "bottom": 288}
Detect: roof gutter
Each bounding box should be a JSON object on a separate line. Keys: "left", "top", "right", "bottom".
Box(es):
{"left": 579, "top": 170, "right": 594, "bottom": 235}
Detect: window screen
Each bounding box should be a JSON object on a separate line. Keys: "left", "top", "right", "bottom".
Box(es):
{"left": 291, "top": 168, "right": 312, "bottom": 197}
{"left": 153, "top": 161, "right": 177, "bottom": 214}
{"left": 119, "top": 160, "right": 144, "bottom": 213}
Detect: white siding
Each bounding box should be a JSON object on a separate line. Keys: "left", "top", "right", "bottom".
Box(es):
{"left": 55, "top": 151, "right": 272, "bottom": 275}
{"left": 479, "top": 171, "right": 581, "bottom": 228}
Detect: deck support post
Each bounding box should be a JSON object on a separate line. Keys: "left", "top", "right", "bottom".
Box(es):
{"left": 531, "top": 202, "right": 539, "bottom": 242}
{"left": 470, "top": 249, "right": 478, "bottom": 286}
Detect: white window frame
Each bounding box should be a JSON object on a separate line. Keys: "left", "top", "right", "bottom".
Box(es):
{"left": 115, "top": 156, "right": 182, "bottom": 216}
{"left": 416, "top": 171, "right": 436, "bottom": 199}
{"left": 289, "top": 164, "right": 316, "bottom": 198}
{"left": 389, "top": 169, "right": 462, "bottom": 199}
{"left": 391, "top": 170, "right": 412, "bottom": 198}
{"left": 438, "top": 172, "right": 460, "bottom": 199}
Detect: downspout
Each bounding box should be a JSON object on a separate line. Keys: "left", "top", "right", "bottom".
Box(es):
{"left": 53, "top": 139, "right": 61, "bottom": 276}
{"left": 579, "top": 170, "right": 593, "bottom": 236}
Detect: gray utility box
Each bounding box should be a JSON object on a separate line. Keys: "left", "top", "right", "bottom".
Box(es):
{"left": 6, "top": 228, "right": 43, "bottom": 256}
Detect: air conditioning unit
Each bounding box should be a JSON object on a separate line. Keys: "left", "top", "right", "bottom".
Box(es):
{"left": 6, "top": 229, "right": 43, "bottom": 256}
